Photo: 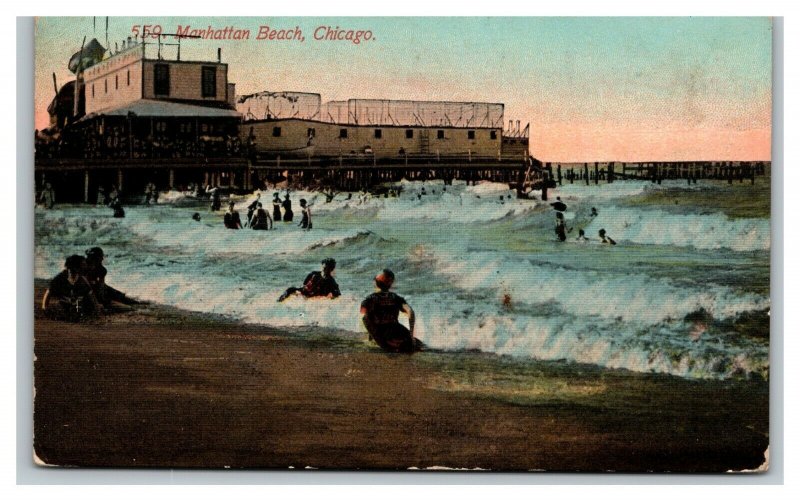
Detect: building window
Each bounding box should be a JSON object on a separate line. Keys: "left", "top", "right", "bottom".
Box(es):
{"left": 201, "top": 66, "right": 216, "bottom": 98}
{"left": 405, "top": 129, "right": 413, "bottom": 139}
{"left": 490, "top": 130, "right": 497, "bottom": 140}
{"left": 307, "top": 128, "right": 315, "bottom": 138}
{"left": 154, "top": 63, "right": 170, "bottom": 96}
{"left": 115, "top": 75, "right": 118, "bottom": 90}
{"left": 374, "top": 129, "right": 382, "bottom": 139}
{"left": 437, "top": 130, "right": 444, "bottom": 139}
{"left": 104, "top": 79, "right": 108, "bottom": 94}
{"left": 340, "top": 128, "right": 348, "bottom": 138}
{"left": 468, "top": 130, "right": 475, "bottom": 140}
{"left": 127, "top": 70, "right": 130, "bottom": 86}
{"left": 272, "top": 126, "right": 281, "bottom": 137}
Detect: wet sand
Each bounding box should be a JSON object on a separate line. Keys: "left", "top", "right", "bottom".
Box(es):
{"left": 32, "top": 282, "right": 768, "bottom": 472}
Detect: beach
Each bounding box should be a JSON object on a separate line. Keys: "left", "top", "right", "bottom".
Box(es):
{"left": 33, "top": 282, "right": 768, "bottom": 472}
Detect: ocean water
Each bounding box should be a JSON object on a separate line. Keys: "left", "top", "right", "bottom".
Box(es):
{"left": 34, "top": 179, "right": 771, "bottom": 380}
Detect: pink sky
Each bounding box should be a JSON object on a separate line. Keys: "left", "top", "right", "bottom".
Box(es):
{"left": 35, "top": 17, "right": 773, "bottom": 162}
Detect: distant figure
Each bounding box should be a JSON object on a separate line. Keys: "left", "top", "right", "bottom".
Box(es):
{"left": 224, "top": 201, "right": 242, "bottom": 229}
{"left": 360, "top": 269, "right": 418, "bottom": 353}
{"left": 108, "top": 186, "right": 120, "bottom": 205}
{"left": 41, "top": 255, "right": 100, "bottom": 321}
{"left": 251, "top": 202, "right": 272, "bottom": 230}
{"left": 576, "top": 229, "right": 588, "bottom": 242}
{"left": 272, "top": 193, "right": 282, "bottom": 222}
{"left": 550, "top": 196, "right": 567, "bottom": 212}
{"left": 282, "top": 193, "right": 294, "bottom": 222}
{"left": 246, "top": 193, "right": 261, "bottom": 227}
{"left": 84, "top": 247, "right": 141, "bottom": 307}
{"left": 599, "top": 228, "right": 616, "bottom": 245}
{"left": 299, "top": 199, "right": 312, "bottom": 230}
{"left": 144, "top": 182, "right": 157, "bottom": 205}
{"left": 110, "top": 198, "right": 125, "bottom": 218}
{"left": 555, "top": 212, "right": 567, "bottom": 242}
{"left": 191, "top": 212, "right": 202, "bottom": 222}
{"left": 39, "top": 182, "right": 55, "bottom": 209}
{"left": 96, "top": 186, "right": 107, "bottom": 206}
{"left": 590, "top": 207, "right": 598, "bottom": 217}
{"left": 278, "top": 258, "right": 341, "bottom": 302}
{"left": 210, "top": 188, "right": 221, "bottom": 211}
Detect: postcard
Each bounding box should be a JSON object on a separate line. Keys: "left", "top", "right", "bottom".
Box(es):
{"left": 32, "top": 16, "right": 771, "bottom": 472}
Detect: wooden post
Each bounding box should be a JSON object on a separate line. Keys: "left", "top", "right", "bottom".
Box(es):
{"left": 117, "top": 168, "right": 123, "bottom": 192}
{"left": 584, "top": 163, "right": 589, "bottom": 186}
{"left": 557, "top": 164, "right": 562, "bottom": 186}
{"left": 594, "top": 162, "right": 599, "bottom": 185}
{"left": 607, "top": 162, "right": 614, "bottom": 183}
{"left": 84, "top": 170, "right": 90, "bottom": 203}
{"left": 169, "top": 168, "right": 175, "bottom": 190}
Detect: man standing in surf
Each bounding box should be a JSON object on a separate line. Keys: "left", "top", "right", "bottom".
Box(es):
{"left": 360, "top": 269, "right": 418, "bottom": 353}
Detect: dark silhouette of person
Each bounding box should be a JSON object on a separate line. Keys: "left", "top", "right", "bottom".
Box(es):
{"left": 251, "top": 202, "right": 272, "bottom": 230}
{"left": 41, "top": 255, "right": 101, "bottom": 321}
{"left": 83, "top": 247, "right": 141, "bottom": 307}
{"left": 224, "top": 201, "right": 242, "bottom": 229}
{"left": 599, "top": 228, "right": 616, "bottom": 245}
{"left": 278, "top": 258, "right": 341, "bottom": 302}
{"left": 360, "top": 269, "right": 418, "bottom": 353}
{"left": 272, "top": 193, "right": 282, "bottom": 222}
{"left": 282, "top": 193, "right": 294, "bottom": 222}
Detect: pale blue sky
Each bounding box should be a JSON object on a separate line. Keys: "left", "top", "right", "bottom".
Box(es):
{"left": 35, "top": 17, "right": 772, "bottom": 160}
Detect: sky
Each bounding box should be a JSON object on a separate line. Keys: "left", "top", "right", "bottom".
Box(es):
{"left": 34, "top": 17, "right": 773, "bottom": 162}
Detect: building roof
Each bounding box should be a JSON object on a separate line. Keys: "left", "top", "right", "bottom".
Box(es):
{"left": 80, "top": 99, "right": 241, "bottom": 121}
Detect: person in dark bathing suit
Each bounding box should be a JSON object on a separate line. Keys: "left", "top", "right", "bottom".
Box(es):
{"left": 599, "top": 228, "right": 617, "bottom": 245}
{"left": 246, "top": 193, "right": 261, "bottom": 227}
{"left": 41, "top": 255, "right": 101, "bottom": 321}
{"left": 84, "top": 247, "right": 141, "bottom": 307}
{"left": 251, "top": 202, "right": 272, "bottom": 230}
{"left": 360, "top": 269, "right": 418, "bottom": 353}
{"left": 555, "top": 212, "right": 567, "bottom": 242}
{"left": 223, "top": 201, "right": 242, "bottom": 229}
{"left": 299, "top": 199, "right": 312, "bottom": 230}
{"left": 272, "top": 193, "right": 282, "bottom": 222}
{"left": 282, "top": 193, "right": 294, "bottom": 222}
{"left": 277, "top": 258, "right": 341, "bottom": 302}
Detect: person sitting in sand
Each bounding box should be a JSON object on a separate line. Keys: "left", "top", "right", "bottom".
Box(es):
{"left": 250, "top": 202, "right": 272, "bottom": 230}
{"left": 223, "top": 201, "right": 242, "bottom": 229}
{"left": 599, "top": 228, "right": 616, "bottom": 245}
{"left": 192, "top": 212, "right": 202, "bottom": 222}
{"left": 576, "top": 229, "right": 588, "bottom": 242}
{"left": 41, "top": 255, "right": 101, "bottom": 321}
{"left": 84, "top": 247, "right": 142, "bottom": 308}
{"left": 590, "top": 207, "right": 599, "bottom": 217}
{"left": 360, "top": 269, "right": 418, "bottom": 353}
{"left": 277, "top": 258, "right": 341, "bottom": 302}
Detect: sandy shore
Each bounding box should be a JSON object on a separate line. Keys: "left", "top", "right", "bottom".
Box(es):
{"left": 32, "top": 282, "right": 768, "bottom": 472}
